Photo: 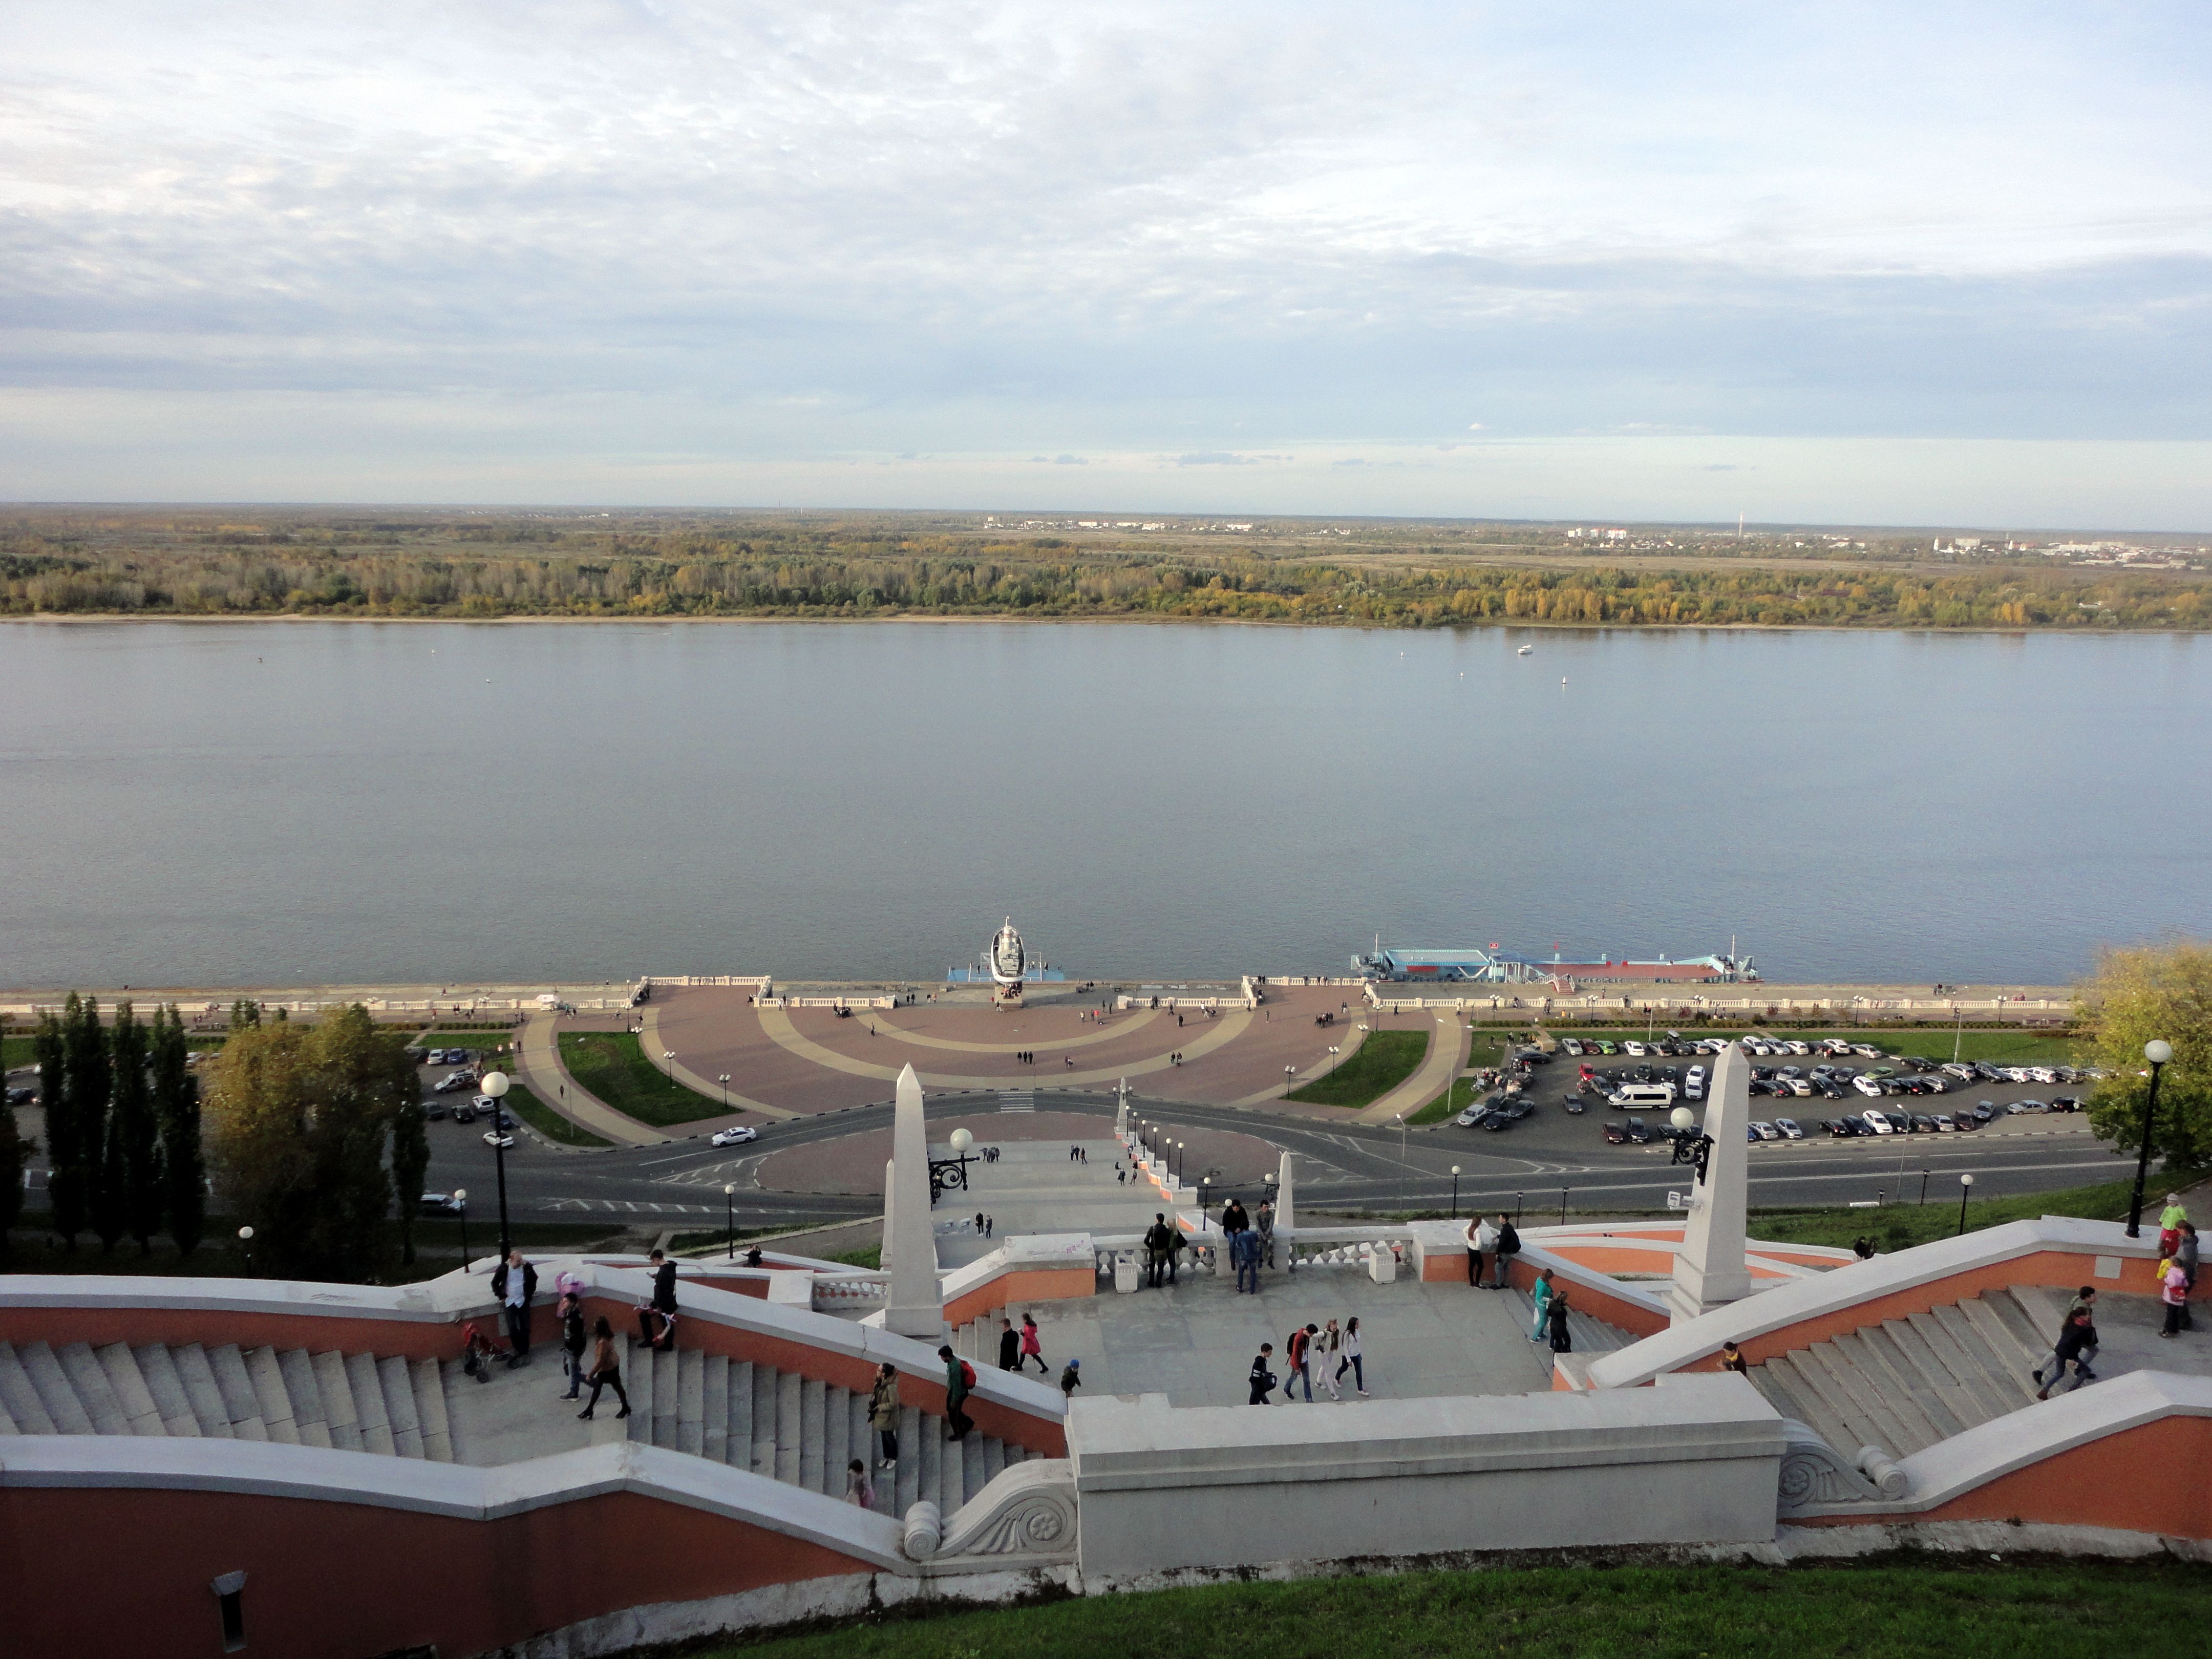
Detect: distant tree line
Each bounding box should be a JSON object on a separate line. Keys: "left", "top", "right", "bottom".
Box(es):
{"left": 2, "top": 527, "right": 2205, "bottom": 631}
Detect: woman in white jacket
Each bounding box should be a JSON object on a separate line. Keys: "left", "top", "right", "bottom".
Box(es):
{"left": 1335, "top": 1316, "right": 1367, "bottom": 1396}
{"left": 1313, "top": 1319, "right": 1342, "bottom": 1399}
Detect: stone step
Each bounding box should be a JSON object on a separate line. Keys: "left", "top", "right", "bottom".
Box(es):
{"left": 0, "top": 1344, "right": 57, "bottom": 1435}
{"left": 379, "top": 1354, "right": 423, "bottom": 1459}
{"left": 58, "top": 1343, "right": 131, "bottom": 1435}
{"left": 412, "top": 1358, "right": 454, "bottom": 1463}
{"left": 172, "top": 1344, "right": 236, "bottom": 1439}
{"left": 676, "top": 1349, "right": 705, "bottom": 1458}
{"left": 701, "top": 1353, "right": 728, "bottom": 1466}
{"left": 132, "top": 1344, "right": 201, "bottom": 1438}
{"left": 94, "top": 1342, "right": 166, "bottom": 1438}
{"left": 21, "top": 1342, "right": 96, "bottom": 1436}
{"left": 312, "top": 1350, "right": 361, "bottom": 1452}
{"left": 345, "top": 1352, "right": 393, "bottom": 1454}
{"left": 278, "top": 1349, "right": 332, "bottom": 1450}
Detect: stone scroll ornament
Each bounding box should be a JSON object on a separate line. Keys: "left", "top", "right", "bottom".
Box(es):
{"left": 1775, "top": 1419, "right": 1907, "bottom": 1514}
{"left": 902, "top": 1460, "right": 1077, "bottom": 1562}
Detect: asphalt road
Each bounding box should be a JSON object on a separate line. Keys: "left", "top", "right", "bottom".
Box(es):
{"left": 421, "top": 1074, "right": 2138, "bottom": 1234}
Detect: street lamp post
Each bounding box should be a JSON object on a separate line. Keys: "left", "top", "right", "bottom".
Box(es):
{"left": 1450, "top": 1166, "right": 1461, "bottom": 1219}
{"left": 1956, "top": 1172, "right": 1975, "bottom": 1237}
{"left": 662, "top": 1049, "right": 675, "bottom": 1078}
{"left": 453, "top": 1187, "right": 469, "bottom": 1272}
{"left": 1327, "top": 1045, "right": 1340, "bottom": 1075}
{"left": 1201, "top": 1176, "right": 1210, "bottom": 1225}
{"left": 1175, "top": 1141, "right": 1185, "bottom": 1182}
{"left": 1395, "top": 1115, "right": 1406, "bottom": 1210}
{"left": 724, "top": 1183, "right": 737, "bottom": 1259}
{"left": 237, "top": 1225, "right": 254, "bottom": 1277}
{"left": 2126, "top": 1039, "right": 2174, "bottom": 1238}
{"left": 718, "top": 1073, "right": 731, "bottom": 1109}
{"left": 479, "top": 1070, "right": 514, "bottom": 1261}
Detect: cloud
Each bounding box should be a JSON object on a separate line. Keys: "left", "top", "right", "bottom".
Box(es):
{"left": 1053, "top": 454, "right": 1087, "bottom": 465}
{"left": 0, "top": 2, "right": 2205, "bottom": 516}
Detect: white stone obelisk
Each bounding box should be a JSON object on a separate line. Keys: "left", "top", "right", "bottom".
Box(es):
{"left": 882, "top": 1062, "right": 944, "bottom": 1338}
{"left": 1665, "top": 1042, "right": 1753, "bottom": 1325}
{"left": 1274, "top": 1151, "right": 1296, "bottom": 1231}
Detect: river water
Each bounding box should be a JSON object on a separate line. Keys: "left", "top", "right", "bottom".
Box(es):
{"left": 2, "top": 620, "right": 2202, "bottom": 989}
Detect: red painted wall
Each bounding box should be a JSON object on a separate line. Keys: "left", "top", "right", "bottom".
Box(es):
{"left": 0, "top": 1483, "right": 878, "bottom": 1658}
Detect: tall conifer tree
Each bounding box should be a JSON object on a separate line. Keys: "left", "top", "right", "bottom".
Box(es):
{"left": 153, "top": 1007, "right": 205, "bottom": 1257}
{"left": 33, "top": 1010, "right": 70, "bottom": 1246}
{"left": 110, "top": 1002, "right": 162, "bottom": 1254}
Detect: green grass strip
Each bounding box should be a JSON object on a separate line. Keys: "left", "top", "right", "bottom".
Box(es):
{"left": 559, "top": 1030, "right": 725, "bottom": 1127}
{"left": 1751, "top": 1178, "right": 2137, "bottom": 1253}
{"left": 499, "top": 1079, "right": 611, "bottom": 1149}
{"left": 1284, "top": 1028, "right": 1429, "bottom": 1108}
{"left": 674, "top": 1557, "right": 2212, "bottom": 1659}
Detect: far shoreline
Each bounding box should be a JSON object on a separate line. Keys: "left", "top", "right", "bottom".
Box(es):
{"left": 3, "top": 610, "right": 2203, "bottom": 640}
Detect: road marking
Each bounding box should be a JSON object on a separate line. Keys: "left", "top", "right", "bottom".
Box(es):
{"left": 999, "top": 1093, "right": 1034, "bottom": 1113}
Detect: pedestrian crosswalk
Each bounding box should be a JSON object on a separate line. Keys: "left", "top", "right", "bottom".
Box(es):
{"left": 546, "top": 1198, "right": 717, "bottom": 1216}
{"left": 998, "top": 1092, "right": 1034, "bottom": 1113}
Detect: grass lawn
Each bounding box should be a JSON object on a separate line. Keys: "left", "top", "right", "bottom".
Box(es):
{"left": 500, "top": 1079, "right": 612, "bottom": 1149}
{"left": 1410, "top": 1031, "right": 1561, "bottom": 1125}
{"left": 1751, "top": 1178, "right": 2138, "bottom": 1253}
{"left": 1285, "top": 1028, "right": 1429, "bottom": 1109}
{"left": 666, "top": 1557, "right": 2212, "bottom": 1659}
{"left": 666, "top": 1225, "right": 800, "bottom": 1255}
{"left": 559, "top": 1030, "right": 725, "bottom": 1127}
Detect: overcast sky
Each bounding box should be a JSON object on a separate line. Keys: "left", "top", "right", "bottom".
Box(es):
{"left": 3, "top": 2, "right": 2207, "bottom": 524}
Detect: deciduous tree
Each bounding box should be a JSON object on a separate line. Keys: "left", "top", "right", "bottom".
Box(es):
{"left": 204, "top": 1004, "right": 415, "bottom": 1281}
{"left": 2079, "top": 941, "right": 2212, "bottom": 1171}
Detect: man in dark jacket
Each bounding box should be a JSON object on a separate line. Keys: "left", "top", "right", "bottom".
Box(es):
{"left": 1494, "top": 1215, "right": 1521, "bottom": 1289}
{"left": 1143, "top": 1215, "right": 1173, "bottom": 1287}
{"left": 2037, "top": 1310, "right": 2098, "bottom": 1400}
{"left": 997, "top": 1317, "right": 1021, "bottom": 1370}
{"left": 491, "top": 1249, "right": 537, "bottom": 1365}
{"left": 1248, "top": 1343, "right": 1277, "bottom": 1405}
{"left": 1221, "top": 1198, "right": 1249, "bottom": 1236}
{"left": 637, "top": 1248, "right": 678, "bottom": 1350}
{"left": 939, "top": 1344, "right": 973, "bottom": 1440}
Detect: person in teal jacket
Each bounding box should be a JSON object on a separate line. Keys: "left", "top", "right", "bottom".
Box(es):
{"left": 1527, "top": 1267, "right": 1556, "bottom": 1342}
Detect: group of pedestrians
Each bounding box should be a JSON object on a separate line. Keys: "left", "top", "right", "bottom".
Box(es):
{"left": 1218, "top": 1196, "right": 1274, "bottom": 1292}
{"left": 1248, "top": 1316, "right": 1367, "bottom": 1403}
{"left": 1463, "top": 1213, "right": 1522, "bottom": 1289}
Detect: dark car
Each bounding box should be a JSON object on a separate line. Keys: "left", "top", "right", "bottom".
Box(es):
{"left": 1815, "top": 1081, "right": 1846, "bottom": 1100}
{"left": 1561, "top": 1093, "right": 1586, "bottom": 1114}
{"left": 451, "top": 1102, "right": 478, "bottom": 1124}
{"left": 420, "top": 1100, "right": 448, "bottom": 1122}
{"left": 1969, "top": 1100, "right": 1998, "bottom": 1123}
{"left": 2050, "top": 1096, "right": 2083, "bottom": 1113}
{"left": 1951, "top": 1110, "right": 1983, "bottom": 1131}
{"left": 1602, "top": 1119, "right": 1629, "bottom": 1144}
{"left": 1973, "top": 1061, "right": 2005, "bottom": 1081}
{"left": 1909, "top": 1114, "right": 1940, "bottom": 1133}
{"left": 1624, "top": 1116, "right": 1652, "bottom": 1144}
{"left": 3, "top": 1086, "right": 33, "bottom": 1106}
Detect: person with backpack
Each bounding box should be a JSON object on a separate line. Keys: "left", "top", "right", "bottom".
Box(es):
{"left": 1282, "top": 1323, "right": 1315, "bottom": 1402}
{"left": 1248, "top": 1343, "right": 1277, "bottom": 1405}
{"left": 1493, "top": 1215, "right": 1520, "bottom": 1290}
{"left": 938, "top": 1345, "right": 975, "bottom": 1440}
{"left": 868, "top": 1362, "right": 900, "bottom": 1469}
{"left": 1018, "top": 1312, "right": 1049, "bottom": 1375}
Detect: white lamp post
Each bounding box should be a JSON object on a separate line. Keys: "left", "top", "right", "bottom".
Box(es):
{"left": 479, "top": 1070, "right": 513, "bottom": 1259}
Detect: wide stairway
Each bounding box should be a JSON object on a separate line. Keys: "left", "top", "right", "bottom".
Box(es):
{"left": 0, "top": 1339, "right": 454, "bottom": 1459}
{"left": 610, "top": 1341, "right": 1049, "bottom": 1512}
{"left": 1746, "top": 1285, "right": 2090, "bottom": 1458}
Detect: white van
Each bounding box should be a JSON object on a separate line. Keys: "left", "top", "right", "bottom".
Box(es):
{"left": 1609, "top": 1082, "right": 1678, "bottom": 1109}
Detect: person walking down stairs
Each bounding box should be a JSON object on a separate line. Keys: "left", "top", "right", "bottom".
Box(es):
{"left": 997, "top": 1318, "right": 1020, "bottom": 1372}
{"left": 869, "top": 1363, "right": 900, "bottom": 1470}
{"left": 940, "top": 1346, "right": 974, "bottom": 1441}
{"left": 1018, "top": 1314, "right": 1048, "bottom": 1376}
{"left": 1527, "top": 1269, "right": 1556, "bottom": 1342}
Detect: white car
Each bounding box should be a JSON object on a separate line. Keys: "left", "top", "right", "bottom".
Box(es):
{"left": 1853, "top": 1075, "right": 1886, "bottom": 1097}
{"left": 1779, "top": 1078, "right": 1813, "bottom": 1097}
{"left": 1751, "top": 1121, "right": 1780, "bottom": 1140}
{"left": 2029, "top": 1067, "right": 2060, "bottom": 1084}
{"left": 1854, "top": 1044, "right": 1883, "bottom": 1058}
{"left": 481, "top": 1131, "right": 516, "bottom": 1149}
{"left": 1773, "top": 1118, "right": 1804, "bottom": 1139}
{"left": 1941, "top": 1062, "right": 1976, "bottom": 1080}
{"left": 1860, "top": 1109, "right": 1896, "bottom": 1134}
{"left": 710, "top": 1125, "right": 759, "bottom": 1147}
{"left": 1623, "top": 1040, "right": 1647, "bottom": 1056}
{"left": 1783, "top": 1040, "right": 1811, "bottom": 1056}
{"left": 1684, "top": 1065, "right": 1707, "bottom": 1099}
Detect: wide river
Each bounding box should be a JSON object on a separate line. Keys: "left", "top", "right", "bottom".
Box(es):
{"left": 2, "top": 620, "right": 2204, "bottom": 989}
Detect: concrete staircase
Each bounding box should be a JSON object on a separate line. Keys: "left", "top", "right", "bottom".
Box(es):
{"left": 0, "top": 1339, "right": 454, "bottom": 1460}
{"left": 605, "top": 1341, "right": 1050, "bottom": 1512}
{"left": 1505, "top": 1288, "right": 1638, "bottom": 1356}
{"left": 1746, "top": 1285, "right": 2082, "bottom": 1458}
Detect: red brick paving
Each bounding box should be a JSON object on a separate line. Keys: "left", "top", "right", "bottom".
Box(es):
{"left": 651, "top": 983, "right": 1407, "bottom": 1121}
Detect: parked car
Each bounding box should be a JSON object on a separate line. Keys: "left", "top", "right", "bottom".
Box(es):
{"left": 435, "top": 1073, "right": 474, "bottom": 1093}
{"left": 1456, "top": 1099, "right": 1492, "bottom": 1127}
{"left": 1773, "top": 1117, "right": 1803, "bottom": 1139}
{"left": 1970, "top": 1100, "right": 1998, "bottom": 1123}
{"left": 1951, "top": 1111, "right": 1983, "bottom": 1131}
{"left": 1859, "top": 1110, "right": 1897, "bottom": 1135}
{"left": 1561, "top": 1094, "right": 1586, "bottom": 1114}
{"left": 2050, "top": 1096, "right": 2083, "bottom": 1113}
{"left": 2008, "top": 1099, "right": 2051, "bottom": 1115}
{"left": 1601, "top": 1119, "right": 1629, "bottom": 1144}
{"left": 418, "top": 1192, "right": 465, "bottom": 1216}
{"left": 420, "top": 1100, "right": 448, "bottom": 1122}
{"left": 3, "top": 1087, "right": 33, "bottom": 1106}
{"left": 451, "top": 1102, "right": 478, "bottom": 1124}
{"left": 711, "top": 1125, "right": 760, "bottom": 1147}
{"left": 482, "top": 1130, "right": 516, "bottom": 1149}
{"left": 1751, "top": 1121, "right": 1780, "bottom": 1141}
{"left": 1853, "top": 1075, "right": 1886, "bottom": 1097}
{"left": 1941, "top": 1062, "right": 1977, "bottom": 1081}
{"left": 1685, "top": 1065, "right": 1707, "bottom": 1099}
{"left": 1623, "top": 1116, "right": 1651, "bottom": 1144}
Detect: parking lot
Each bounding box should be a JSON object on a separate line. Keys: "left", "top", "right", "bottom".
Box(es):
{"left": 1451, "top": 1033, "right": 2104, "bottom": 1155}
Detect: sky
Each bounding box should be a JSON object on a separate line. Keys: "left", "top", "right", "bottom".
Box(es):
{"left": 2, "top": 2, "right": 2208, "bottom": 525}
